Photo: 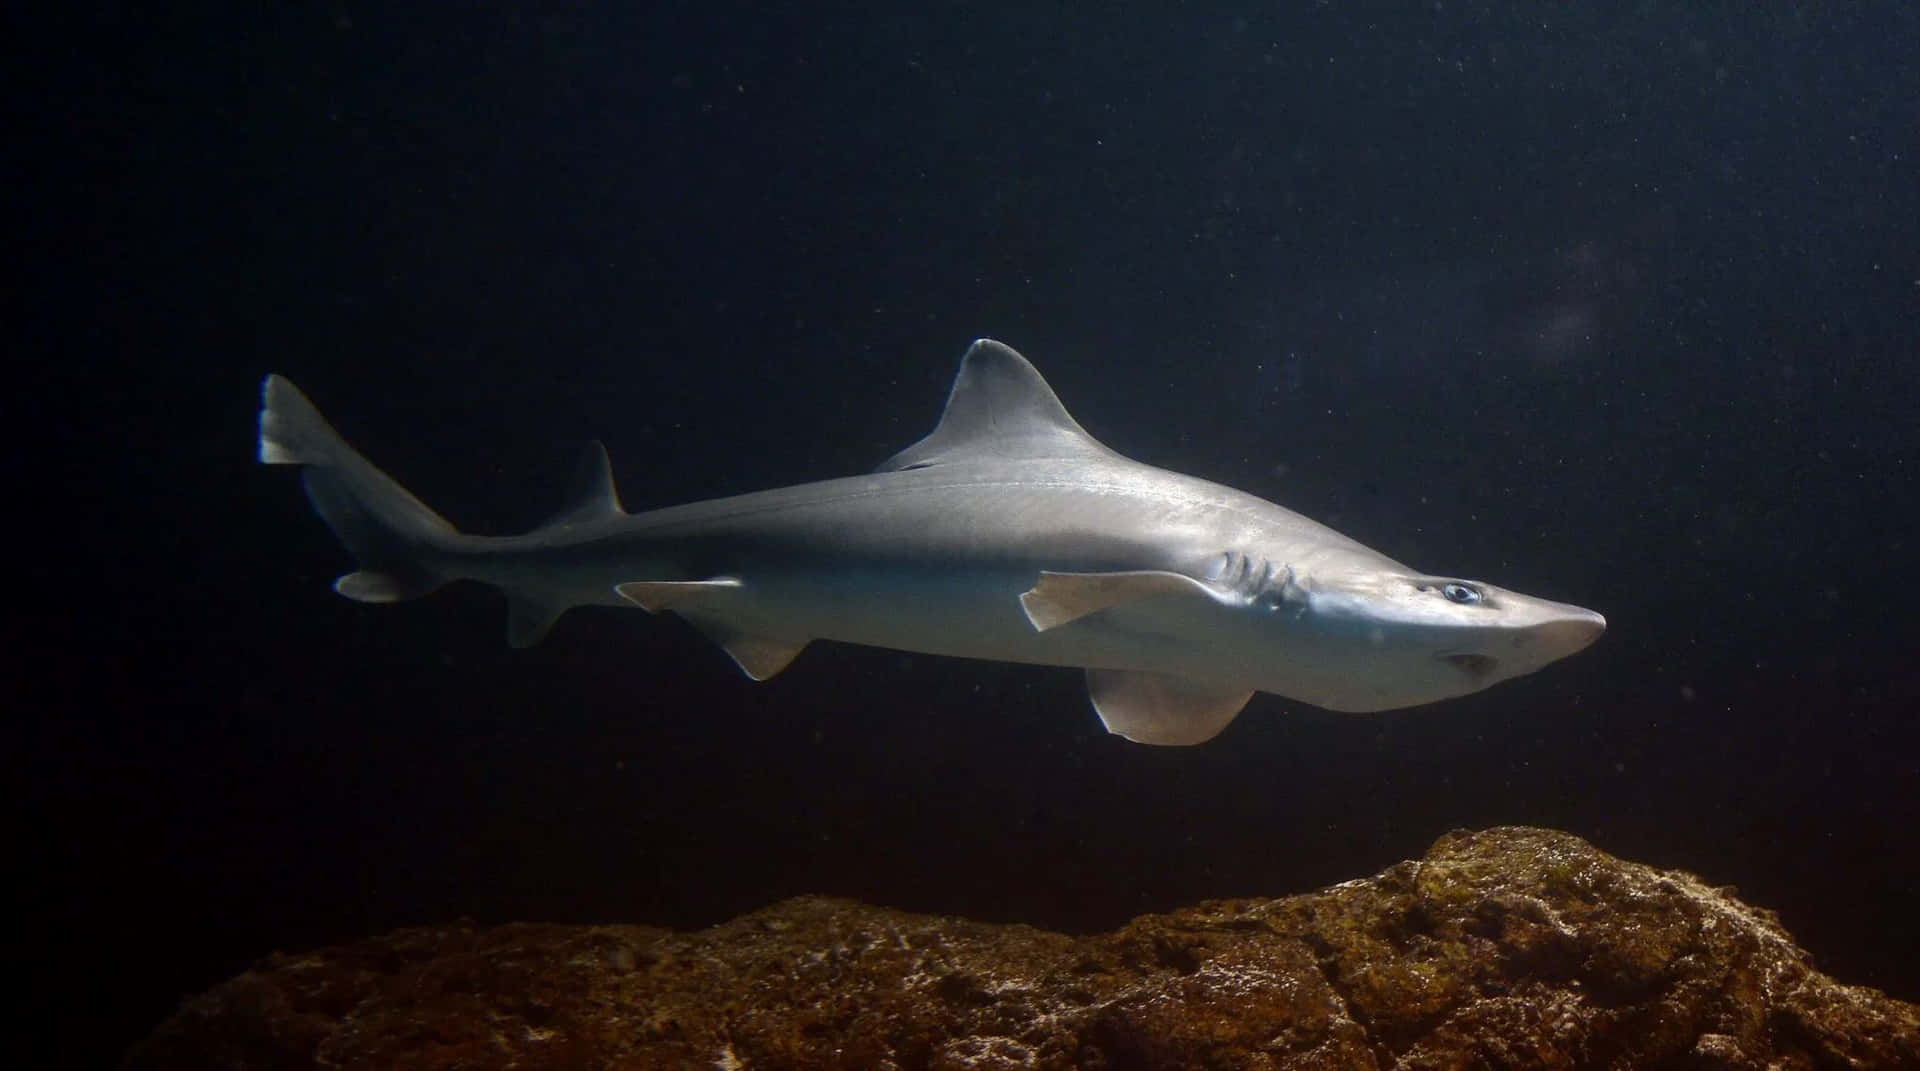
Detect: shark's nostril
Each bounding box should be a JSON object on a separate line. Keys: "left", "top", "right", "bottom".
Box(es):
{"left": 1442, "top": 653, "right": 1498, "bottom": 678}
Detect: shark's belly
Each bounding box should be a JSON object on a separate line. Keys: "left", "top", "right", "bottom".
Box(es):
{"left": 720, "top": 561, "right": 1233, "bottom": 681}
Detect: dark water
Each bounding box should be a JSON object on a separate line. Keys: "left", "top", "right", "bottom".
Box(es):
{"left": 22, "top": 5, "right": 1919, "bottom": 1066}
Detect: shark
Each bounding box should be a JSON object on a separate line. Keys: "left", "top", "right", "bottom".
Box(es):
{"left": 259, "top": 339, "right": 1604, "bottom": 745}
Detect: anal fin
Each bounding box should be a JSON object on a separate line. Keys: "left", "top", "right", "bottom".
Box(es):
{"left": 1086, "top": 669, "right": 1252, "bottom": 746}
{"left": 505, "top": 590, "right": 566, "bottom": 649}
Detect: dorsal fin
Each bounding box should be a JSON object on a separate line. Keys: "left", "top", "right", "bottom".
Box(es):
{"left": 541, "top": 440, "right": 625, "bottom": 529}
{"left": 877, "top": 339, "right": 1122, "bottom": 472}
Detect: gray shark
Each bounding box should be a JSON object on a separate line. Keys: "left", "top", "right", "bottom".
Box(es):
{"left": 260, "top": 339, "right": 1603, "bottom": 745}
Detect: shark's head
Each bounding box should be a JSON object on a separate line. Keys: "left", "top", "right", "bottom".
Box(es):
{"left": 1269, "top": 570, "right": 1606, "bottom": 711}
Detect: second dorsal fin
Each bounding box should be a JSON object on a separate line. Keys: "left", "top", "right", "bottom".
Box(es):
{"left": 541, "top": 440, "right": 625, "bottom": 530}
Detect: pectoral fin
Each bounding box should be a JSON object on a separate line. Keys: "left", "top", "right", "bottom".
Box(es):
{"left": 1020, "top": 570, "right": 1219, "bottom": 631}
{"left": 1086, "top": 669, "right": 1252, "bottom": 746}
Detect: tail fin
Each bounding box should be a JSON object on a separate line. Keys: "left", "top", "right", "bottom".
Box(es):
{"left": 258, "top": 374, "right": 458, "bottom": 603}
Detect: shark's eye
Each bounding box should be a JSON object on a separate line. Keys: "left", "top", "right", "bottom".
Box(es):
{"left": 1442, "top": 582, "right": 1483, "bottom": 605}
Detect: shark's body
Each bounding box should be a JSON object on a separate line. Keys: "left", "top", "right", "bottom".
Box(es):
{"left": 261, "top": 339, "right": 1603, "bottom": 744}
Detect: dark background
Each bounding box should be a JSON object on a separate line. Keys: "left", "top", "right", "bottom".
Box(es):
{"left": 20, "top": 4, "right": 1919, "bottom": 1066}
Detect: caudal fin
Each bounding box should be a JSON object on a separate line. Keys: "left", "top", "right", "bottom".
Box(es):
{"left": 258, "top": 375, "right": 458, "bottom": 603}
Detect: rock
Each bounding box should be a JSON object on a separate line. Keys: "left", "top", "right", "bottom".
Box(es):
{"left": 124, "top": 827, "right": 1919, "bottom": 1069}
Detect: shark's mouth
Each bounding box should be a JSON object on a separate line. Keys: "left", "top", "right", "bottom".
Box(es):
{"left": 1440, "top": 652, "right": 1498, "bottom": 679}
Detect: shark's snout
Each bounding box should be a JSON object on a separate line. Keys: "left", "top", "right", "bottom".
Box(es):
{"left": 1437, "top": 607, "right": 1603, "bottom": 686}
{"left": 1537, "top": 610, "right": 1607, "bottom": 658}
